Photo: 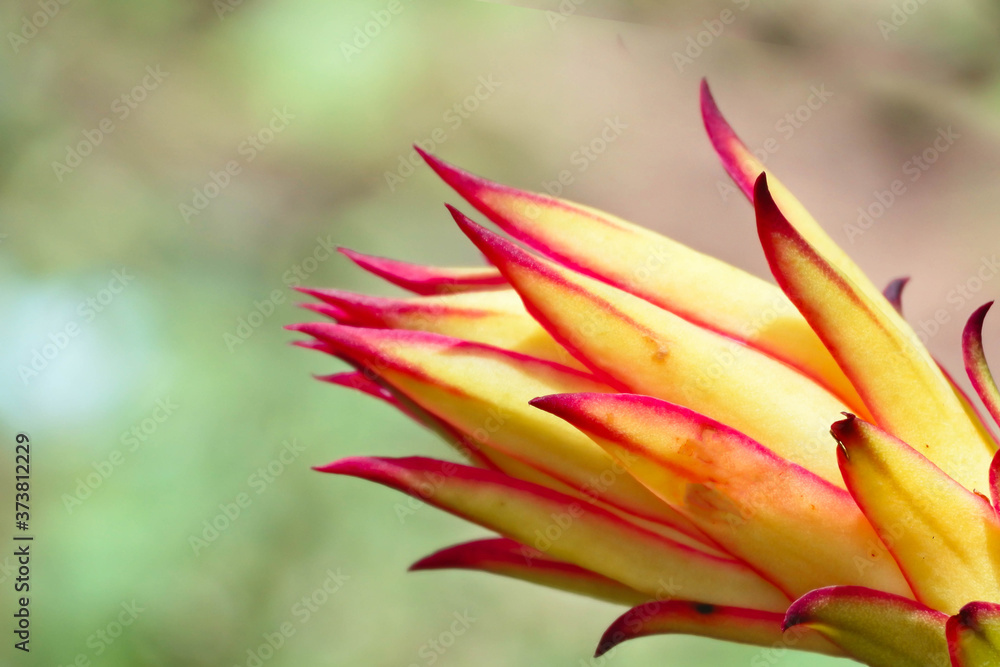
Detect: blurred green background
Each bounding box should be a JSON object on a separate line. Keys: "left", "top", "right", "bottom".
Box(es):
{"left": 3, "top": 0, "right": 1000, "bottom": 665}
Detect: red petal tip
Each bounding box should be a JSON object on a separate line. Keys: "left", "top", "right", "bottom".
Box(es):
{"left": 415, "top": 149, "right": 485, "bottom": 196}
{"left": 830, "top": 413, "right": 858, "bottom": 441}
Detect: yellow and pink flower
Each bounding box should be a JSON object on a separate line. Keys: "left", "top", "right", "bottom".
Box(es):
{"left": 289, "top": 82, "right": 1000, "bottom": 666}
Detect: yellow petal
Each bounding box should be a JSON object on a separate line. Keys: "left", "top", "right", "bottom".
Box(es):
{"left": 757, "top": 175, "right": 995, "bottom": 492}
{"left": 298, "top": 286, "right": 583, "bottom": 370}
{"left": 533, "top": 392, "right": 911, "bottom": 600}
{"left": 410, "top": 538, "right": 649, "bottom": 607}
{"left": 783, "top": 586, "right": 949, "bottom": 667}
{"left": 323, "top": 456, "right": 790, "bottom": 609}
{"left": 418, "top": 149, "right": 863, "bottom": 408}
{"left": 833, "top": 415, "right": 1000, "bottom": 613}
{"left": 454, "top": 209, "right": 856, "bottom": 487}
{"left": 292, "top": 323, "right": 712, "bottom": 548}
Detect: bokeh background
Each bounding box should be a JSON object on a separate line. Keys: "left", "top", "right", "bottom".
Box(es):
{"left": 3, "top": 0, "right": 1000, "bottom": 665}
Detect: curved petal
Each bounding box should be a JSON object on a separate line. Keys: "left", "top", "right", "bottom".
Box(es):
{"left": 532, "top": 392, "right": 911, "bottom": 600}
{"left": 321, "top": 456, "right": 790, "bottom": 610}
{"left": 702, "top": 81, "right": 903, "bottom": 326}
{"left": 882, "top": 277, "right": 910, "bottom": 315}
{"left": 756, "top": 174, "right": 994, "bottom": 492}
{"left": 418, "top": 149, "right": 862, "bottom": 407}
{"left": 783, "top": 586, "right": 949, "bottom": 667}
{"left": 296, "top": 287, "right": 581, "bottom": 369}
{"left": 316, "top": 370, "right": 394, "bottom": 402}
{"left": 339, "top": 247, "right": 505, "bottom": 294}
{"left": 290, "top": 323, "right": 712, "bottom": 546}
{"left": 452, "top": 208, "right": 855, "bottom": 487}
{"left": 596, "top": 600, "right": 843, "bottom": 658}
{"left": 833, "top": 415, "right": 1000, "bottom": 614}
{"left": 410, "top": 538, "right": 648, "bottom": 607}
{"left": 963, "top": 302, "right": 1000, "bottom": 431}
{"left": 947, "top": 601, "right": 1000, "bottom": 666}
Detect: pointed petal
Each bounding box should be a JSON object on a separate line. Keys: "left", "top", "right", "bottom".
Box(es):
{"left": 410, "top": 538, "right": 648, "bottom": 607}
{"left": 291, "top": 323, "right": 709, "bottom": 544}
{"left": 947, "top": 601, "right": 1000, "bottom": 666}
{"left": 532, "top": 393, "right": 911, "bottom": 599}
{"left": 339, "top": 247, "right": 505, "bottom": 295}
{"left": 299, "top": 301, "right": 351, "bottom": 321}
{"left": 833, "top": 415, "right": 1000, "bottom": 613}
{"left": 316, "top": 370, "right": 391, "bottom": 401}
{"left": 297, "top": 287, "right": 581, "bottom": 369}
{"left": 452, "top": 210, "right": 856, "bottom": 487}
{"left": 702, "top": 81, "right": 900, "bottom": 324}
{"left": 882, "top": 277, "right": 910, "bottom": 315}
{"left": 783, "top": 586, "right": 949, "bottom": 667}
{"left": 596, "top": 600, "right": 843, "bottom": 658}
{"left": 756, "top": 175, "right": 994, "bottom": 492}
{"left": 963, "top": 302, "right": 1000, "bottom": 431}
{"left": 321, "top": 456, "right": 789, "bottom": 609}
{"left": 417, "top": 151, "right": 861, "bottom": 407}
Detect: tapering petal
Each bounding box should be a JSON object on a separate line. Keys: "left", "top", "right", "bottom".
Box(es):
{"left": 783, "top": 586, "right": 949, "bottom": 667}
{"left": 317, "top": 370, "right": 392, "bottom": 401}
{"left": 702, "top": 81, "right": 902, "bottom": 325}
{"left": 291, "top": 324, "right": 709, "bottom": 544}
{"left": 297, "top": 287, "right": 581, "bottom": 369}
{"left": 756, "top": 175, "right": 994, "bottom": 492}
{"left": 410, "top": 538, "right": 648, "bottom": 607}
{"left": 596, "top": 600, "right": 843, "bottom": 658}
{"left": 452, "top": 209, "right": 855, "bottom": 487}
{"left": 321, "top": 456, "right": 789, "bottom": 609}
{"left": 833, "top": 415, "right": 1000, "bottom": 613}
{"left": 418, "top": 149, "right": 862, "bottom": 407}
{"left": 882, "top": 277, "right": 910, "bottom": 315}
{"left": 339, "top": 247, "right": 505, "bottom": 295}
{"left": 947, "top": 601, "right": 1000, "bottom": 666}
{"left": 963, "top": 302, "right": 1000, "bottom": 431}
{"left": 533, "top": 393, "right": 911, "bottom": 599}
